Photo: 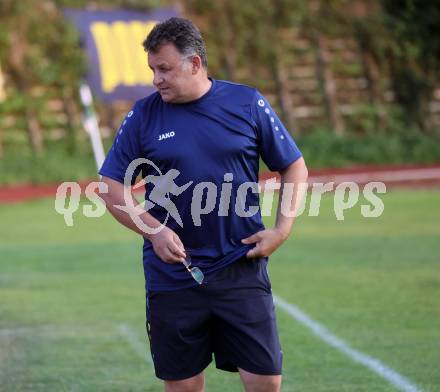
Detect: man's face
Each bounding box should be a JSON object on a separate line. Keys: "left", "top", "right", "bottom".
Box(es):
{"left": 148, "top": 43, "right": 195, "bottom": 103}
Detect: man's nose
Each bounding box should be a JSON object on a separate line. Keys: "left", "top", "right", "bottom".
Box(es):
{"left": 153, "top": 73, "right": 164, "bottom": 87}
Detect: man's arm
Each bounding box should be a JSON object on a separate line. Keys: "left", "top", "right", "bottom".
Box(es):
{"left": 242, "top": 157, "right": 308, "bottom": 258}
{"left": 100, "top": 176, "right": 186, "bottom": 263}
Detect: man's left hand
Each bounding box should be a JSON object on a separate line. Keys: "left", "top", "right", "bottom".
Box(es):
{"left": 241, "top": 229, "right": 287, "bottom": 258}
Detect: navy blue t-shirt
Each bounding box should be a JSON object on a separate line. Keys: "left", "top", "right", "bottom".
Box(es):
{"left": 99, "top": 79, "right": 302, "bottom": 292}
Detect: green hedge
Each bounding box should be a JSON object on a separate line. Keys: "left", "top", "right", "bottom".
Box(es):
{"left": 297, "top": 128, "right": 440, "bottom": 168}
{"left": 0, "top": 140, "right": 101, "bottom": 185}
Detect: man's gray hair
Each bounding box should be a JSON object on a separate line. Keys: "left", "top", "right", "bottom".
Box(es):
{"left": 143, "top": 17, "right": 208, "bottom": 68}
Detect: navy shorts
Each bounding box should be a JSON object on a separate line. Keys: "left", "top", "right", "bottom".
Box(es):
{"left": 145, "top": 256, "right": 282, "bottom": 381}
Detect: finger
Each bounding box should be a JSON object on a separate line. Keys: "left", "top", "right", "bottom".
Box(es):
{"left": 173, "top": 234, "right": 186, "bottom": 255}
{"left": 169, "top": 242, "right": 186, "bottom": 259}
{"left": 241, "top": 232, "right": 260, "bottom": 244}
{"left": 167, "top": 243, "right": 186, "bottom": 261}
{"left": 246, "top": 246, "right": 263, "bottom": 258}
{"left": 162, "top": 247, "right": 183, "bottom": 263}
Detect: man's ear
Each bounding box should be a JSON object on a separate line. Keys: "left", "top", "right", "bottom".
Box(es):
{"left": 191, "top": 55, "right": 202, "bottom": 74}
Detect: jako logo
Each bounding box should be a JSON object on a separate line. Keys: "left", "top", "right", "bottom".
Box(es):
{"left": 158, "top": 131, "right": 175, "bottom": 141}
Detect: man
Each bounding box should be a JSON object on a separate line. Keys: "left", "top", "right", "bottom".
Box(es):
{"left": 100, "top": 17, "right": 308, "bottom": 392}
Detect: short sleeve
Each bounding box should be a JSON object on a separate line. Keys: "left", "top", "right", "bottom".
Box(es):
{"left": 99, "top": 102, "right": 143, "bottom": 185}
{"left": 251, "top": 91, "right": 302, "bottom": 172}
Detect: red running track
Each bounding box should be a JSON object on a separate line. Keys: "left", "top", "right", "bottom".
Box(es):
{"left": 1, "top": 163, "right": 440, "bottom": 204}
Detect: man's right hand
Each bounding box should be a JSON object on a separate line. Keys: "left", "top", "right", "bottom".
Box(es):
{"left": 100, "top": 177, "right": 186, "bottom": 264}
{"left": 149, "top": 226, "right": 186, "bottom": 263}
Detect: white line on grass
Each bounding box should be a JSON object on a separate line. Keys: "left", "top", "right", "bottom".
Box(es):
{"left": 118, "top": 323, "right": 152, "bottom": 364}
{"left": 273, "top": 295, "right": 424, "bottom": 392}
{"left": 0, "top": 325, "right": 98, "bottom": 337}
{"left": 0, "top": 324, "right": 153, "bottom": 364}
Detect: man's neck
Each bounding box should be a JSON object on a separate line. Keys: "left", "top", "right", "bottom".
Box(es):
{"left": 186, "top": 75, "right": 212, "bottom": 102}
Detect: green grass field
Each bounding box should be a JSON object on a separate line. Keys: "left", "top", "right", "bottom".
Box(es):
{"left": 1, "top": 190, "right": 439, "bottom": 391}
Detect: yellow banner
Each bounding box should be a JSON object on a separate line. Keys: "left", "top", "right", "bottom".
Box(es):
{"left": 91, "top": 21, "right": 156, "bottom": 93}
